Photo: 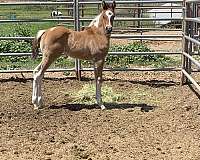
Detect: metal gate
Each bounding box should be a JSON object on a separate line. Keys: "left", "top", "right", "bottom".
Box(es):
{"left": 0, "top": 0, "right": 184, "bottom": 80}
{"left": 181, "top": 0, "right": 200, "bottom": 92}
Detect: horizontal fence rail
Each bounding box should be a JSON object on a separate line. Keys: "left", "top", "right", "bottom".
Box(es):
{"left": 0, "top": 2, "right": 74, "bottom": 5}
{"left": 0, "top": 34, "right": 182, "bottom": 40}
{"left": 185, "top": 0, "right": 200, "bottom": 3}
{"left": 81, "top": 17, "right": 183, "bottom": 21}
{"left": 0, "top": 18, "right": 183, "bottom": 23}
{"left": 0, "top": 19, "right": 75, "bottom": 23}
{"left": 0, "top": 68, "right": 181, "bottom": 74}
{"left": 0, "top": 51, "right": 182, "bottom": 57}
{"left": 184, "top": 35, "right": 200, "bottom": 46}
{"left": 78, "top": 0, "right": 183, "bottom": 4}
{"left": 185, "top": 18, "right": 200, "bottom": 23}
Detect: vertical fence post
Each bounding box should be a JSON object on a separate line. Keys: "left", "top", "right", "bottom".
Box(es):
{"left": 193, "top": 2, "right": 197, "bottom": 34}
{"left": 188, "top": 2, "right": 194, "bottom": 76}
{"left": 74, "top": 0, "right": 81, "bottom": 80}
{"left": 181, "top": 0, "right": 188, "bottom": 85}
{"left": 139, "top": 2, "right": 143, "bottom": 43}
{"left": 181, "top": 0, "right": 194, "bottom": 85}
{"left": 137, "top": 2, "right": 141, "bottom": 32}
{"left": 186, "top": 2, "right": 193, "bottom": 83}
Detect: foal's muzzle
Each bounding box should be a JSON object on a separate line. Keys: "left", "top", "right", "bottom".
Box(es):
{"left": 106, "top": 26, "right": 112, "bottom": 34}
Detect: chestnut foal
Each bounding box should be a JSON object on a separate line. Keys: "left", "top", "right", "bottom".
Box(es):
{"left": 32, "top": 1, "right": 116, "bottom": 110}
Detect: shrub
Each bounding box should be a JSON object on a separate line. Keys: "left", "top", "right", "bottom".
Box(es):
{"left": 107, "top": 42, "right": 176, "bottom": 67}
{"left": 0, "top": 40, "right": 31, "bottom": 53}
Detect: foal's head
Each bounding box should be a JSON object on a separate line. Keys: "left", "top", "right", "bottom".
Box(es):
{"left": 101, "top": 1, "right": 116, "bottom": 34}
{"left": 89, "top": 1, "right": 116, "bottom": 35}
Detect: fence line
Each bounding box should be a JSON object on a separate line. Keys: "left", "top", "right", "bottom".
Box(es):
{"left": 0, "top": 67, "right": 181, "bottom": 74}
{"left": 0, "top": 51, "right": 182, "bottom": 57}
{"left": 0, "top": 0, "right": 183, "bottom": 77}
{"left": 0, "top": 34, "right": 182, "bottom": 39}
{"left": 181, "top": 0, "right": 200, "bottom": 93}
{"left": 0, "top": 17, "right": 183, "bottom": 23}
{"left": 0, "top": 2, "right": 74, "bottom": 5}
{"left": 78, "top": 0, "right": 183, "bottom": 4}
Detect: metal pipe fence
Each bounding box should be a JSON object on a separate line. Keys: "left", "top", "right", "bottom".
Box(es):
{"left": 0, "top": 0, "right": 183, "bottom": 77}
{"left": 181, "top": 0, "right": 200, "bottom": 92}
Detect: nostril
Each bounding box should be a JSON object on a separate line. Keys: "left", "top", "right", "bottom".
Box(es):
{"left": 106, "top": 26, "right": 112, "bottom": 30}
{"left": 105, "top": 26, "right": 112, "bottom": 33}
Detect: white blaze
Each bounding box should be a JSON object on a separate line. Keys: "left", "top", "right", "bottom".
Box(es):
{"left": 105, "top": 10, "right": 114, "bottom": 27}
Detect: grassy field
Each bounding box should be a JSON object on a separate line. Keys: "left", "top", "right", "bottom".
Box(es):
{"left": 0, "top": 5, "right": 65, "bottom": 19}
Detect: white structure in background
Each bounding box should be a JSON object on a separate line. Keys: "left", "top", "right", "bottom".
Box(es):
{"left": 147, "top": 3, "right": 182, "bottom": 27}
{"left": 51, "top": 11, "right": 63, "bottom": 18}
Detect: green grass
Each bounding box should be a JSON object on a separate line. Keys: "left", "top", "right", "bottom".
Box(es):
{"left": 0, "top": 4, "right": 74, "bottom": 37}
{"left": 0, "top": 22, "right": 74, "bottom": 37}
{"left": 67, "top": 82, "right": 165, "bottom": 106}
{"left": 0, "top": 56, "right": 75, "bottom": 70}
{"left": 0, "top": 5, "right": 66, "bottom": 19}
{"left": 69, "top": 83, "right": 124, "bottom": 105}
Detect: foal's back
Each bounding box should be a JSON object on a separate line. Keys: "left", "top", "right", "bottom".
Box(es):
{"left": 40, "top": 26, "right": 70, "bottom": 59}
{"left": 41, "top": 26, "right": 110, "bottom": 61}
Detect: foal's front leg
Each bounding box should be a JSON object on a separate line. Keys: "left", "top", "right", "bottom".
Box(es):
{"left": 94, "top": 60, "right": 105, "bottom": 110}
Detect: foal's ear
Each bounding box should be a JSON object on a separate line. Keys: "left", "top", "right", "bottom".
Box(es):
{"left": 102, "top": 1, "right": 108, "bottom": 10}
{"left": 112, "top": 1, "right": 116, "bottom": 10}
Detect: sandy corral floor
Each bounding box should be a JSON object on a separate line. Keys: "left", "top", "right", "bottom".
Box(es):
{"left": 0, "top": 71, "right": 200, "bottom": 160}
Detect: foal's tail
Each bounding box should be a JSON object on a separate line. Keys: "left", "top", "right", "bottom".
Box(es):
{"left": 32, "top": 38, "right": 39, "bottom": 59}
{"left": 32, "top": 30, "right": 46, "bottom": 59}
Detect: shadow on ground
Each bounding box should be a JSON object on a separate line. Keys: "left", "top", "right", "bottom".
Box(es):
{"left": 0, "top": 76, "right": 179, "bottom": 88}
{"left": 49, "top": 103, "right": 156, "bottom": 112}
{"left": 76, "top": 77, "right": 179, "bottom": 88}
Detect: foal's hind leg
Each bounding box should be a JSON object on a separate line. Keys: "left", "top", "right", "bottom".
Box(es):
{"left": 32, "top": 62, "right": 42, "bottom": 108}
{"left": 94, "top": 59, "right": 105, "bottom": 110}
{"left": 32, "top": 54, "right": 58, "bottom": 109}
{"left": 32, "top": 62, "right": 44, "bottom": 109}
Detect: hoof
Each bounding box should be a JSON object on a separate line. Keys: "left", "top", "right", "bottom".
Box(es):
{"left": 33, "top": 104, "right": 43, "bottom": 110}
{"left": 100, "top": 105, "right": 106, "bottom": 110}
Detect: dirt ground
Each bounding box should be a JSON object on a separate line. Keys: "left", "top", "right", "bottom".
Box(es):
{"left": 111, "top": 31, "right": 182, "bottom": 52}
{"left": 0, "top": 71, "right": 200, "bottom": 160}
